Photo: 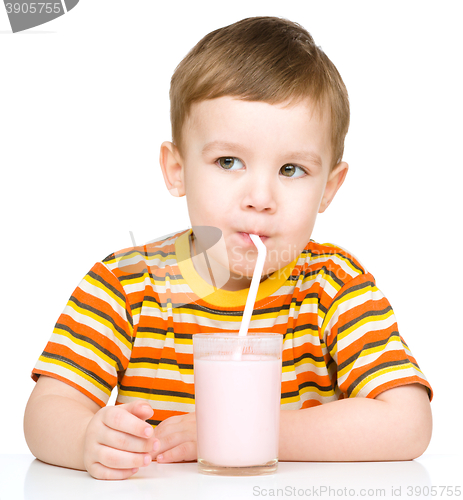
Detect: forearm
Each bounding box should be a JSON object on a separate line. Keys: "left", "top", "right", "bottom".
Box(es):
{"left": 24, "top": 393, "right": 95, "bottom": 470}
{"left": 279, "top": 385, "right": 432, "bottom": 462}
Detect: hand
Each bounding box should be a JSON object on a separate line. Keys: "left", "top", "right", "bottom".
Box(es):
{"left": 152, "top": 412, "right": 197, "bottom": 463}
{"left": 83, "top": 401, "right": 155, "bottom": 480}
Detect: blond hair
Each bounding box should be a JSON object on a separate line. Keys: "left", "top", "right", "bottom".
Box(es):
{"left": 170, "top": 16, "right": 349, "bottom": 169}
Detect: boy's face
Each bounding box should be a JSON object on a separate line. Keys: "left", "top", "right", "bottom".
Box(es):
{"left": 160, "top": 97, "right": 348, "bottom": 291}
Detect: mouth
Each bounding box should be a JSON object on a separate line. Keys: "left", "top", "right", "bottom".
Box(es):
{"left": 237, "top": 232, "right": 269, "bottom": 244}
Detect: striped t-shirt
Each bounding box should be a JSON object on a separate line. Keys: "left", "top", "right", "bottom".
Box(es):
{"left": 32, "top": 229, "right": 432, "bottom": 427}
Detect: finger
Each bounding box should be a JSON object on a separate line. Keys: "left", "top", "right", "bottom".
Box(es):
{"left": 153, "top": 428, "right": 194, "bottom": 457}
{"left": 98, "top": 445, "right": 152, "bottom": 470}
{"left": 99, "top": 425, "right": 155, "bottom": 454}
{"left": 156, "top": 440, "right": 197, "bottom": 463}
{"left": 87, "top": 462, "right": 140, "bottom": 481}
{"left": 128, "top": 402, "right": 154, "bottom": 422}
{"left": 154, "top": 413, "right": 195, "bottom": 440}
{"left": 155, "top": 414, "right": 183, "bottom": 430}
{"left": 103, "top": 405, "right": 154, "bottom": 438}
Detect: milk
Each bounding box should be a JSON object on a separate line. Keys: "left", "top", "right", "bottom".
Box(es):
{"left": 194, "top": 354, "right": 281, "bottom": 467}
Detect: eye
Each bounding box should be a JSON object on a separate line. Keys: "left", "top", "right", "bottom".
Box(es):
{"left": 217, "top": 157, "right": 244, "bottom": 170}
{"left": 280, "top": 164, "right": 306, "bottom": 178}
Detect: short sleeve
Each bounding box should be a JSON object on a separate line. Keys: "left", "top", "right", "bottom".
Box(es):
{"left": 32, "top": 262, "right": 134, "bottom": 407}
{"left": 321, "top": 272, "right": 432, "bottom": 400}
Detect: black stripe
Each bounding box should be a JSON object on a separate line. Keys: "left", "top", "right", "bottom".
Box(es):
{"left": 41, "top": 351, "right": 113, "bottom": 391}
{"left": 138, "top": 295, "right": 192, "bottom": 310}
{"left": 337, "top": 305, "right": 393, "bottom": 336}
{"left": 87, "top": 270, "right": 134, "bottom": 329}
{"left": 170, "top": 332, "right": 192, "bottom": 340}
{"left": 293, "top": 323, "right": 318, "bottom": 334}
{"left": 281, "top": 380, "right": 334, "bottom": 399}
{"left": 337, "top": 331, "right": 401, "bottom": 372}
{"left": 68, "top": 296, "right": 132, "bottom": 345}
{"left": 283, "top": 293, "right": 320, "bottom": 310}
{"left": 119, "top": 384, "right": 195, "bottom": 400}
{"left": 119, "top": 271, "right": 149, "bottom": 283}
{"left": 132, "top": 300, "right": 146, "bottom": 311}
{"left": 329, "top": 280, "right": 375, "bottom": 314}
{"left": 346, "top": 359, "right": 410, "bottom": 397}
{"left": 299, "top": 380, "right": 334, "bottom": 393}
{"left": 161, "top": 357, "right": 194, "bottom": 370}
{"left": 55, "top": 322, "right": 124, "bottom": 372}
{"left": 302, "top": 292, "right": 321, "bottom": 302}
{"left": 134, "top": 291, "right": 321, "bottom": 319}
{"left": 130, "top": 357, "right": 193, "bottom": 371}
{"left": 138, "top": 295, "right": 295, "bottom": 318}
{"left": 307, "top": 249, "right": 364, "bottom": 275}
{"left": 303, "top": 266, "right": 345, "bottom": 288}
{"left": 173, "top": 302, "right": 242, "bottom": 316}
{"left": 133, "top": 296, "right": 165, "bottom": 310}
{"left": 325, "top": 284, "right": 385, "bottom": 353}
{"left": 293, "top": 351, "right": 325, "bottom": 365}
{"left": 326, "top": 337, "right": 336, "bottom": 355}
{"left": 331, "top": 253, "right": 364, "bottom": 274}
{"left": 88, "top": 270, "right": 126, "bottom": 303}
{"left": 136, "top": 326, "right": 192, "bottom": 340}
{"left": 103, "top": 247, "right": 176, "bottom": 264}
{"left": 253, "top": 304, "right": 292, "bottom": 316}
{"left": 119, "top": 267, "right": 182, "bottom": 285}
{"left": 178, "top": 301, "right": 290, "bottom": 317}
{"left": 136, "top": 326, "right": 167, "bottom": 336}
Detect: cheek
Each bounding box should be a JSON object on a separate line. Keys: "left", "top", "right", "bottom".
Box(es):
{"left": 185, "top": 178, "right": 229, "bottom": 225}
{"left": 280, "top": 191, "right": 321, "bottom": 240}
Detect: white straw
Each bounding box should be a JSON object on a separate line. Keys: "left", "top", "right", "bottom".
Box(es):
{"left": 238, "top": 234, "right": 267, "bottom": 336}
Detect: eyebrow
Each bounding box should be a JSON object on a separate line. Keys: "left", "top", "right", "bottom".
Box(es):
{"left": 201, "top": 141, "right": 323, "bottom": 169}
{"left": 285, "top": 150, "right": 323, "bottom": 169}
{"left": 201, "top": 141, "right": 248, "bottom": 156}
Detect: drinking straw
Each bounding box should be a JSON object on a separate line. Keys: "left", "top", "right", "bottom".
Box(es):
{"left": 238, "top": 234, "right": 267, "bottom": 336}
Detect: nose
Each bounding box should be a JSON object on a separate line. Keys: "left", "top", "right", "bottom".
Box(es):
{"left": 240, "top": 172, "right": 277, "bottom": 213}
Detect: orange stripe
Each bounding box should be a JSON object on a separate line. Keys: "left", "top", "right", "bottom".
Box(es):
{"left": 32, "top": 370, "right": 106, "bottom": 407}
{"left": 31, "top": 236, "right": 432, "bottom": 427}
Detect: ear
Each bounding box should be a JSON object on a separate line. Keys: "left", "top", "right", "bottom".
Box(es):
{"left": 159, "top": 141, "right": 186, "bottom": 197}
{"left": 318, "top": 161, "right": 349, "bottom": 213}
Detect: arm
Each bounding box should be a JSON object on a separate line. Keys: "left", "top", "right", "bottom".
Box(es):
{"left": 24, "top": 375, "right": 156, "bottom": 479}
{"left": 279, "top": 384, "right": 432, "bottom": 461}
{"left": 148, "top": 383, "right": 431, "bottom": 464}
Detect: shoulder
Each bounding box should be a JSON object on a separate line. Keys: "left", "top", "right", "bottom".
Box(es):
{"left": 303, "top": 240, "right": 368, "bottom": 282}
{"left": 292, "top": 240, "right": 376, "bottom": 307}
{"left": 77, "top": 229, "right": 189, "bottom": 301}
{"left": 101, "top": 229, "right": 188, "bottom": 277}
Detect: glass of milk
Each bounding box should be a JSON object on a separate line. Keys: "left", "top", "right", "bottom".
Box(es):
{"left": 193, "top": 332, "right": 282, "bottom": 476}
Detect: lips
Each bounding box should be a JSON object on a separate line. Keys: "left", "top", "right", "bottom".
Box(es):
{"left": 237, "top": 232, "right": 269, "bottom": 244}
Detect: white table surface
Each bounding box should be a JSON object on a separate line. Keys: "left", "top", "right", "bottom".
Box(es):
{"left": 1, "top": 454, "right": 461, "bottom": 500}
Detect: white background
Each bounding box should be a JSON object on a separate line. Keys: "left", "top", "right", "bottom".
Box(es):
{"left": 1, "top": 1, "right": 462, "bottom": 456}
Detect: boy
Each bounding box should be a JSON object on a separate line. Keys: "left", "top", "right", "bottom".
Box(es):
{"left": 24, "top": 17, "right": 432, "bottom": 480}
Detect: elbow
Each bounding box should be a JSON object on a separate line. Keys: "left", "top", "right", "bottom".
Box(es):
{"left": 408, "top": 419, "right": 433, "bottom": 460}
{"left": 23, "top": 398, "right": 41, "bottom": 460}
{"left": 378, "top": 384, "right": 433, "bottom": 461}
{"left": 399, "top": 403, "right": 433, "bottom": 460}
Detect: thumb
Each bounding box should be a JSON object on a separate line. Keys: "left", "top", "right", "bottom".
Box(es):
{"left": 125, "top": 401, "right": 154, "bottom": 421}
